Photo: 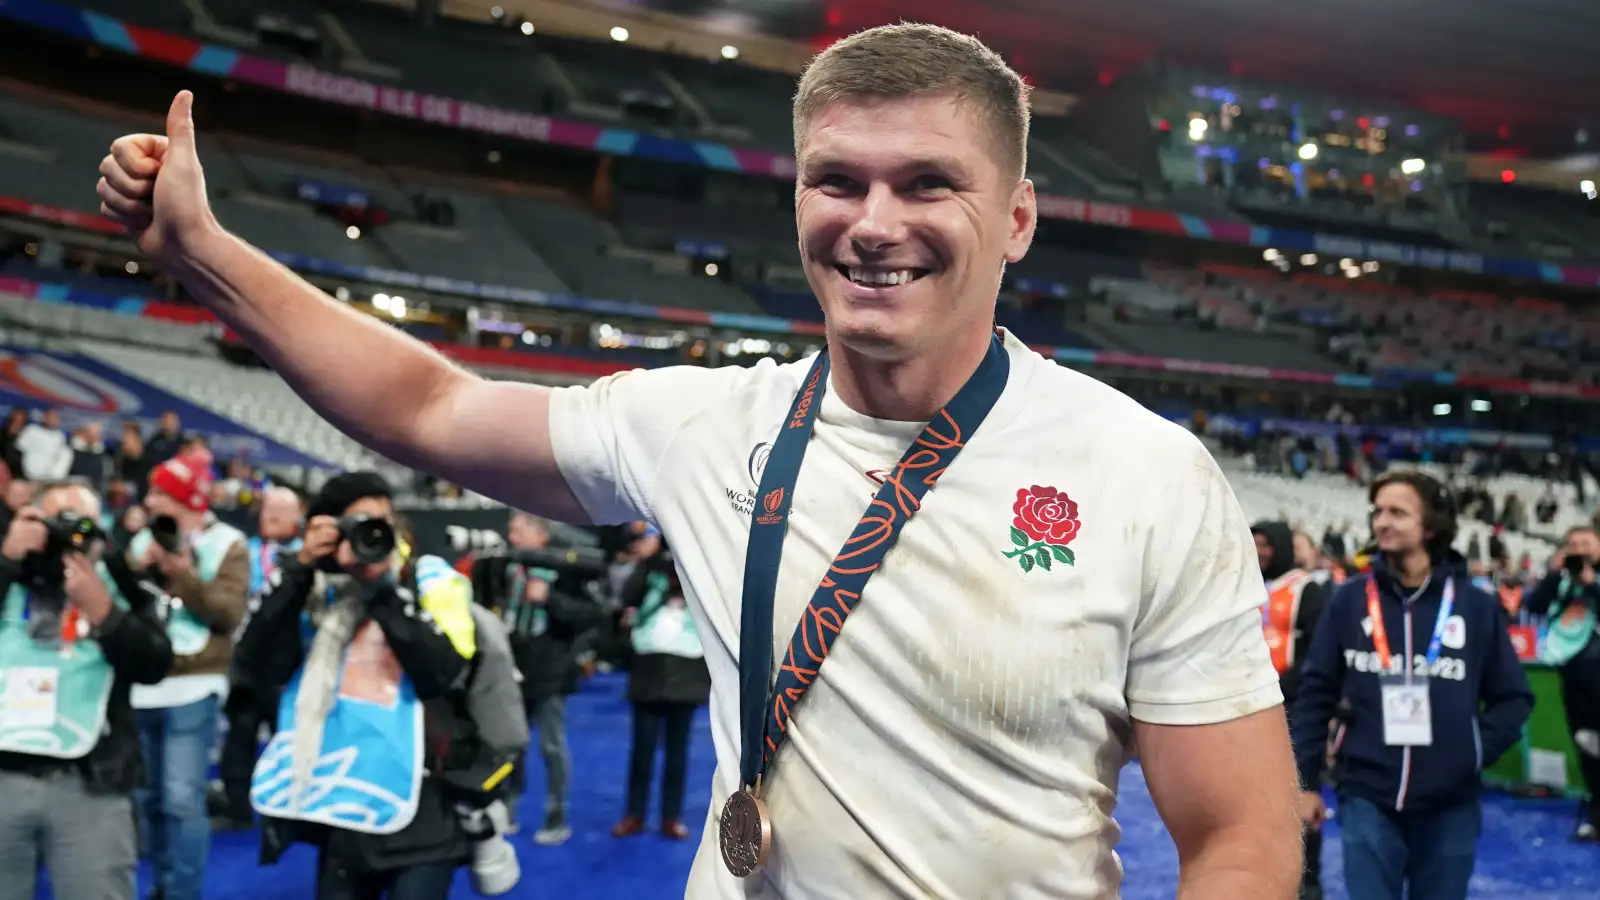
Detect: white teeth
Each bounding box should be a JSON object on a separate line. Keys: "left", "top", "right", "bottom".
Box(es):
{"left": 846, "top": 268, "right": 916, "bottom": 286}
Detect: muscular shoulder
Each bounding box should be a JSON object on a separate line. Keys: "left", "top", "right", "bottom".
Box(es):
{"left": 1019, "top": 349, "right": 1216, "bottom": 475}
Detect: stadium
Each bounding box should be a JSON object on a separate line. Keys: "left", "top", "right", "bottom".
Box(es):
{"left": 0, "top": 0, "right": 1596, "bottom": 898}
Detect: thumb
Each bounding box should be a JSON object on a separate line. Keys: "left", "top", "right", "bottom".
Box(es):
{"left": 165, "top": 90, "right": 197, "bottom": 155}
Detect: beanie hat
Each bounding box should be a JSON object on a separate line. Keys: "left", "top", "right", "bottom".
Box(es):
{"left": 148, "top": 448, "right": 215, "bottom": 513}
{"left": 308, "top": 471, "right": 393, "bottom": 521}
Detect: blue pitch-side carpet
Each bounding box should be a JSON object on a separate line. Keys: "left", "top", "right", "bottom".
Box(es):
{"left": 39, "top": 673, "right": 1599, "bottom": 898}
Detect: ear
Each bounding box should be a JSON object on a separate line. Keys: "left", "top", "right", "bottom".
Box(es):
{"left": 1004, "top": 179, "right": 1037, "bottom": 264}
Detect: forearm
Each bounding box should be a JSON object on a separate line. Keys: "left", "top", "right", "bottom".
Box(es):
{"left": 171, "top": 227, "right": 467, "bottom": 464}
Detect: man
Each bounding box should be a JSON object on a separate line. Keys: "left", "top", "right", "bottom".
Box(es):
{"left": 128, "top": 450, "right": 251, "bottom": 900}
{"left": 96, "top": 24, "right": 1302, "bottom": 898}
{"left": 1251, "top": 520, "right": 1330, "bottom": 900}
{"left": 487, "top": 511, "right": 602, "bottom": 845}
{"left": 0, "top": 481, "right": 174, "bottom": 900}
{"left": 15, "top": 408, "right": 72, "bottom": 483}
{"left": 236, "top": 471, "right": 488, "bottom": 900}
{"left": 1291, "top": 469, "right": 1533, "bottom": 900}
{"left": 145, "top": 412, "right": 185, "bottom": 471}
{"left": 216, "top": 484, "right": 304, "bottom": 828}
{"left": 1523, "top": 525, "right": 1600, "bottom": 841}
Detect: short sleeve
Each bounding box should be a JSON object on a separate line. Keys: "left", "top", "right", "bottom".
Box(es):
{"left": 546, "top": 364, "right": 749, "bottom": 526}
{"left": 1125, "top": 427, "right": 1282, "bottom": 725}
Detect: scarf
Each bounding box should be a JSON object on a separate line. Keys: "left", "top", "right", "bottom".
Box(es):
{"left": 288, "top": 570, "right": 366, "bottom": 814}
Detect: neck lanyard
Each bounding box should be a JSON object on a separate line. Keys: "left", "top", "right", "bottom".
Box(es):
{"left": 1365, "top": 574, "right": 1454, "bottom": 675}
{"left": 721, "top": 334, "right": 1008, "bottom": 877}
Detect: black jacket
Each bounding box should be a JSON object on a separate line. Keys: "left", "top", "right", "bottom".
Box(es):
{"left": 1291, "top": 552, "right": 1534, "bottom": 813}
{"left": 1251, "top": 520, "right": 1330, "bottom": 705}
{"left": 0, "top": 552, "right": 174, "bottom": 794}
{"left": 236, "top": 556, "right": 475, "bottom": 873}
{"left": 472, "top": 558, "right": 603, "bottom": 699}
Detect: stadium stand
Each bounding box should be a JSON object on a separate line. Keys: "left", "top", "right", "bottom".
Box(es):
{"left": 0, "top": 5, "right": 1597, "bottom": 896}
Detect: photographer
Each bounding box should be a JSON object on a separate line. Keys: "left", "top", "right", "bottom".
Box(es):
{"left": 0, "top": 481, "right": 173, "bottom": 900}
{"left": 611, "top": 542, "right": 709, "bottom": 840}
{"left": 126, "top": 449, "right": 251, "bottom": 900}
{"left": 237, "top": 473, "right": 503, "bottom": 900}
{"left": 479, "top": 512, "right": 603, "bottom": 846}
{"left": 1525, "top": 525, "right": 1600, "bottom": 842}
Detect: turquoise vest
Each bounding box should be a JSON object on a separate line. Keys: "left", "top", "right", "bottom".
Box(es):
{"left": 1544, "top": 573, "right": 1598, "bottom": 666}
{"left": 129, "top": 520, "right": 246, "bottom": 656}
{"left": 0, "top": 565, "right": 128, "bottom": 759}
{"left": 630, "top": 571, "right": 703, "bottom": 659}
{"left": 250, "top": 556, "right": 468, "bottom": 835}
{"left": 503, "top": 566, "right": 556, "bottom": 638}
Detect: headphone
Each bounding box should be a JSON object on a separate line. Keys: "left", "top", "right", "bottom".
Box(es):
{"left": 1368, "top": 469, "right": 1457, "bottom": 556}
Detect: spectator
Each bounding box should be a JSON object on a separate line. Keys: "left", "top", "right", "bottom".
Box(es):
{"left": 15, "top": 408, "right": 72, "bottom": 482}
{"left": 144, "top": 411, "right": 183, "bottom": 465}
{"left": 68, "top": 420, "right": 112, "bottom": 491}
{"left": 0, "top": 408, "right": 27, "bottom": 478}
{"left": 113, "top": 421, "right": 151, "bottom": 501}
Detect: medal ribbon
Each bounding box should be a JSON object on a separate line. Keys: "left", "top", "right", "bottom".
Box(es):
{"left": 1364, "top": 576, "right": 1454, "bottom": 677}
{"left": 736, "top": 334, "right": 1009, "bottom": 790}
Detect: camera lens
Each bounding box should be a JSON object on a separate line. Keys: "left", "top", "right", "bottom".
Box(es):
{"left": 341, "top": 516, "right": 396, "bottom": 565}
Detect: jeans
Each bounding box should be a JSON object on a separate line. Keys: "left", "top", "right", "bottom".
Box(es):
{"left": 315, "top": 856, "right": 456, "bottom": 900}
{"left": 135, "top": 694, "right": 221, "bottom": 900}
{"left": 627, "top": 701, "right": 695, "bottom": 822}
{"left": 530, "top": 695, "right": 569, "bottom": 815}
{"left": 1339, "top": 793, "right": 1482, "bottom": 900}
{"left": 0, "top": 769, "right": 137, "bottom": 900}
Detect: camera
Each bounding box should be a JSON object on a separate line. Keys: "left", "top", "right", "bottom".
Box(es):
{"left": 20, "top": 511, "right": 106, "bottom": 597}
{"left": 149, "top": 514, "right": 182, "bottom": 553}
{"left": 1564, "top": 553, "right": 1593, "bottom": 576}
{"left": 340, "top": 516, "right": 396, "bottom": 565}
{"left": 506, "top": 544, "right": 609, "bottom": 576}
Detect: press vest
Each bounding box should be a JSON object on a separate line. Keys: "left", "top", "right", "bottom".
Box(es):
{"left": 129, "top": 520, "right": 246, "bottom": 657}
{"left": 0, "top": 565, "right": 128, "bottom": 759}
{"left": 249, "top": 554, "right": 476, "bottom": 835}
{"left": 630, "top": 570, "right": 703, "bottom": 659}
{"left": 1262, "top": 569, "right": 1311, "bottom": 676}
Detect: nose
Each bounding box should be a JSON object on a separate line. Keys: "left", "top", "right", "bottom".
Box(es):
{"left": 845, "top": 183, "right": 908, "bottom": 252}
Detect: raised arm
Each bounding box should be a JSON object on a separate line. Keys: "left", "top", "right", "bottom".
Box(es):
{"left": 97, "top": 92, "right": 583, "bottom": 520}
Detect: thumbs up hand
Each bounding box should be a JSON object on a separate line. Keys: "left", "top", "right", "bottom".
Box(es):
{"left": 97, "top": 90, "right": 218, "bottom": 265}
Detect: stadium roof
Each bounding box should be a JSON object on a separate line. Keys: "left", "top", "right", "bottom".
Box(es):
{"left": 452, "top": 0, "right": 1599, "bottom": 156}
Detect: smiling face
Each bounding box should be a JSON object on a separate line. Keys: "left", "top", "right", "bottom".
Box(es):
{"left": 795, "top": 93, "right": 1037, "bottom": 361}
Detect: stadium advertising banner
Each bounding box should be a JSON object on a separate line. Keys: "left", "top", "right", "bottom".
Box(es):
{"left": 0, "top": 347, "right": 327, "bottom": 468}
{"left": 6, "top": 0, "right": 1600, "bottom": 289}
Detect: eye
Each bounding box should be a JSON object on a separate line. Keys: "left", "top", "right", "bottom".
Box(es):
{"left": 816, "top": 173, "right": 858, "bottom": 194}
{"left": 909, "top": 174, "right": 953, "bottom": 193}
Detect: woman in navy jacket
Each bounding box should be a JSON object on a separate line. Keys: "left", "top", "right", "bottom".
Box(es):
{"left": 1291, "top": 469, "right": 1533, "bottom": 900}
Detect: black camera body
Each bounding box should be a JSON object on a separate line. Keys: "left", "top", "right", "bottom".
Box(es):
{"left": 20, "top": 511, "right": 106, "bottom": 598}
{"left": 310, "top": 516, "right": 395, "bottom": 573}
{"left": 1565, "top": 553, "right": 1593, "bottom": 577}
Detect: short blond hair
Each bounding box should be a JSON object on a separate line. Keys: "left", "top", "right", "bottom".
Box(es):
{"left": 793, "top": 23, "right": 1031, "bottom": 180}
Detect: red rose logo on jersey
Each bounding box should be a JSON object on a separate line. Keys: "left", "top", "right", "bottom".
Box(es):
{"left": 1004, "top": 485, "right": 1079, "bottom": 572}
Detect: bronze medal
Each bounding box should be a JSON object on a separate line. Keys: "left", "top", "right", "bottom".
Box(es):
{"left": 718, "top": 787, "right": 772, "bottom": 878}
